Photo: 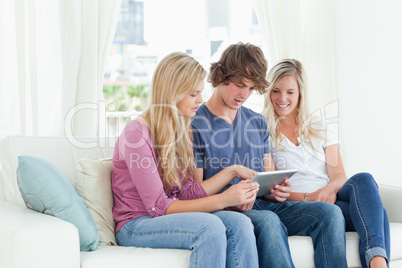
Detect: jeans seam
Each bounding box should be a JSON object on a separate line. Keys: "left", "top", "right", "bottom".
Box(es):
{"left": 344, "top": 181, "right": 371, "bottom": 251}
{"left": 226, "top": 224, "right": 240, "bottom": 268}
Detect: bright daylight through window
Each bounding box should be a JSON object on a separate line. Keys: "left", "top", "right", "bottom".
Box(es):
{"left": 103, "top": 0, "right": 262, "bottom": 137}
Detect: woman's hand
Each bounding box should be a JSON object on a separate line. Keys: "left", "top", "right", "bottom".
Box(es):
{"left": 264, "top": 178, "right": 291, "bottom": 203}
{"left": 309, "top": 184, "right": 338, "bottom": 204}
{"left": 231, "top": 165, "right": 258, "bottom": 180}
{"left": 221, "top": 180, "right": 259, "bottom": 210}
{"left": 198, "top": 165, "right": 258, "bottom": 196}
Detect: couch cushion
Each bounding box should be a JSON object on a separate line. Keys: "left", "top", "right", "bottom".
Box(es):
{"left": 288, "top": 233, "right": 360, "bottom": 267}
{"left": 76, "top": 158, "right": 117, "bottom": 246}
{"left": 345, "top": 231, "right": 360, "bottom": 267}
{"left": 390, "top": 222, "right": 402, "bottom": 261}
{"left": 80, "top": 245, "right": 191, "bottom": 268}
{"left": 17, "top": 155, "right": 100, "bottom": 251}
{"left": 288, "top": 236, "right": 314, "bottom": 267}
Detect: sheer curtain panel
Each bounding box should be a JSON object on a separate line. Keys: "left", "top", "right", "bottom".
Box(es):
{"left": 0, "top": 0, "right": 121, "bottom": 140}
{"left": 252, "top": 0, "right": 338, "bottom": 113}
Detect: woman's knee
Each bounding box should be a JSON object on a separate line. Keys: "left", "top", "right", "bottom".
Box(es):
{"left": 218, "top": 211, "right": 257, "bottom": 242}
{"left": 199, "top": 213, "right": 227, "bottom": 235}
{"left": 349, "top": 172, "right": 378, "bottom": 188}
{"left": 214, "top": 211, "right": 254, "bottom": 234}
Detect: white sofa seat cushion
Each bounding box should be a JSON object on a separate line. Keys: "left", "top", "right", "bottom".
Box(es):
{"left": 287, "top": 233, "right": 361, "bottom": 268}
{"left": 345, "top": 232, "right": 361, "bottom": 268}
{"left": 288, "top": 236, "right": 314, "bottom": 268}
{"left": 389, "top": 223, "right": 402, "bottom": 261}
{"left": 81, "top": 245, "right": 191, "bottom": 268}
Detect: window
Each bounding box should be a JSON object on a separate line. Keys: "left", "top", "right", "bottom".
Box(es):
{"left": 103, "top": 0, "right": 262, "bottom": 136}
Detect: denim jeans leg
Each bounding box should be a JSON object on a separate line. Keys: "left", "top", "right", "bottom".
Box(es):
{"left": 213, "top": 210, "right": 259, "bottom": 268}
{"left": 115, "top": 212, "right": 227, "bottom": 268}
{"left": 244, "top": 203, "right": 295, "bottom": 268}
{"left": 336, "top": 172, "right": 390, "bottom": 268}
{"left": 253, "top": 199, "right": 347, "bottom": 268}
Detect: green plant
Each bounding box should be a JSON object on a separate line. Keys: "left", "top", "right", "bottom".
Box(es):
{"left": 103, "top": 84, "right": 149, "bottom": 112}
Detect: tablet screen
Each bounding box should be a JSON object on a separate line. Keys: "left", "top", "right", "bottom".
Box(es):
{"left": 250, "top": 169, "right": 297, "bottom": 196}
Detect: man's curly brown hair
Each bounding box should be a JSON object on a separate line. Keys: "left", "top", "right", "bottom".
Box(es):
{"left": 208, "top": 42, "right": 269, "bottom": 94}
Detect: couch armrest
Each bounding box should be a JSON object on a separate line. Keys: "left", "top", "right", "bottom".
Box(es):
{"left": 379, "top": 184, "right": 402, "bottom": 223}
{"left": 0, "top": 201, "right": 80, "bottom": 268}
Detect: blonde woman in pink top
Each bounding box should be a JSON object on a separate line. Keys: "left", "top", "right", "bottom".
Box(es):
{"left": 112, "top": 52, "right": 260, "bottom": 268}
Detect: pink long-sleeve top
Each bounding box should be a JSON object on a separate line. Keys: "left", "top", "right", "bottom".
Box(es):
{"left": 112, "top": 119, "right": 207, "bottom": 233}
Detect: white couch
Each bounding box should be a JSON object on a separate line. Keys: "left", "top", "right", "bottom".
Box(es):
{"left": 1, "top": 135, "right": 402, "bottom": 268}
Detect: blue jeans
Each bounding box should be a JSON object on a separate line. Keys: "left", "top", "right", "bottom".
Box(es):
{"left": 336, "top": 172, "right": 390, "bottom": 268}
{"left": 115, "top": 211, "right": 258, "bottom": 268}
{"left": 247, "top": 199, "right": 347, "bottom": 268}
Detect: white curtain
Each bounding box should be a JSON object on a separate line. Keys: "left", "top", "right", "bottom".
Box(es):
{"left": 252, "top": 0, "right": 338, "bottom": 113}
{"left": 0, "top": 0, "right": 121, "bottom": 140}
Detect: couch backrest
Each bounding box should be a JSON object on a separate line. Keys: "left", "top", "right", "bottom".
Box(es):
{"left": 0, "top": 136, "right": 115, "bottom": 206}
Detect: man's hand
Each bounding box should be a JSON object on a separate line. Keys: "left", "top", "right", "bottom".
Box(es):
{"left": 264, "top": 178, "right": 291, "bottom": 202}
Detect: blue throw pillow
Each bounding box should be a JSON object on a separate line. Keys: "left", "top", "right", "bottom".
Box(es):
{"left": 17, "top": 155, "right": 100, "bottom": 251}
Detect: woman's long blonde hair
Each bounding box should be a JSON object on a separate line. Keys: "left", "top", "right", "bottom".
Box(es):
{"left": 142, "top": 52, "right": 206, "bottom": 190}
{"left": 262, "top": 59, "right": 322, "bottom": 149}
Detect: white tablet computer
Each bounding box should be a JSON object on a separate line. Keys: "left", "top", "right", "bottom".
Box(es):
{"left": 250, "top": 169, "right": 297, "bottom": 196}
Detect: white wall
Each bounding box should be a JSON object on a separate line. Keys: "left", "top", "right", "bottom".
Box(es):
{"left": 334, "top": 0, "right": 402, "bottom": 187}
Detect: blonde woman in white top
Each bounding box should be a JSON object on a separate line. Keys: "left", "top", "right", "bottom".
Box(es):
{"left": 262, "top": 59, "right": 390, "bottom": 268}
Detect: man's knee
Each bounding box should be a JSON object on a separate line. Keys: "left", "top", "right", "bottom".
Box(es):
{"left": 320, "top": 202, "right": 345, "bottom": 229}
{"left": 243, "top": 210, "right": 287, "bottom": 235}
